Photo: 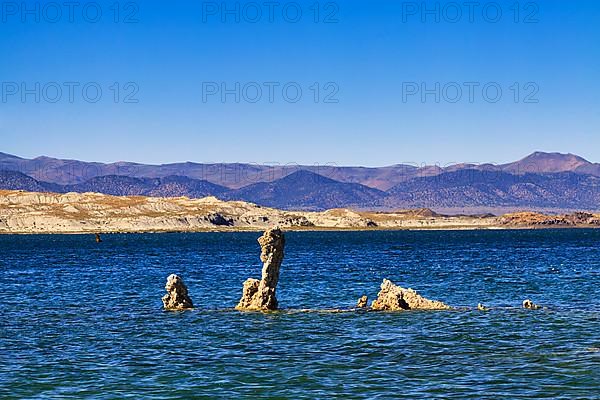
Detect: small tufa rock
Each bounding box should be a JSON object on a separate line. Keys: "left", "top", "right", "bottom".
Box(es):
{"left": 522, "top": 299, "right": 541, "bottom": 310}
{"left": 371, "top": 279, "right": 450, "bottom": 311}
{"left": 477, "top": 303, "right": 489, "bottom": 311}
{"left": 162, "top": 274, "right": 193, "bottom": 310}
{"left": 239, "top": 278, "right": 260, "bottom": 305}
{"left": 236, "top": 228, "right": 285, "bottom": 311}
{"left": 357, "top": 295, "right": 368, "bottom": 308}
{"left": 95, "top": 233, "right": 102, "bottom": 243}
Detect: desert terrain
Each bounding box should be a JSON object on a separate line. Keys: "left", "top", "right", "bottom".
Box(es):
{"left": 1, "top": 190, "right": 600, "bottom": 234}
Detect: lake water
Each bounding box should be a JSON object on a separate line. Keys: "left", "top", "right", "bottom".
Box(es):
{"left": 1, "top": 230, "right": 599, "bottom": 399}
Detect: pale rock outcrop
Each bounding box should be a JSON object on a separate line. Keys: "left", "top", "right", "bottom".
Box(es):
{"left": 3, "top": 189, "right": 569, "bottom": 234}
{"left": 236, "top": 228, "right": 285, "bottom": 311}
{"left": 371, "top": 279, "right": 450, "bottom": 311}
{"left": 357, "top": 295, "right": 368, "bottom": 308}
{"left": 162, "top": 274, "right": 193, "bottom": 310}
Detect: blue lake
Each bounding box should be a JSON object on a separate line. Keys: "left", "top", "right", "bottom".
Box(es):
{"left": 1, "top": 230, "right": 599, "bottom": 398}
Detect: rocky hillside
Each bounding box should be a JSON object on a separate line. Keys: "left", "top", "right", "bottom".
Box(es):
{"left": 3, "top": 166, "right": 600, "bottom": 212}
{"left": 0, "top": 170, "right": 385, "bottom": 211}
{"left": 0, "top": 170, "right": 62, "bottom": 193}
{"left": 64, "top": 175, "right": 228, "bottom": 198}
{"left": 386, "top": 170, "right": 600, "bottom": 209}
{"left": 223, "top": 170, "right": 386, "bottom": 210}
{"left": 1, "top": 190, "right": 598, "bottom": 234}
{"left": 2, "top": 151, "right": 600, "bottom": 211}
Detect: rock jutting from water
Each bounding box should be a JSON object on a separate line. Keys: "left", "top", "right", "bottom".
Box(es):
{"left": 236, "top": 228, "right": 285, "bottom": 311}
{"left": 370, "top": 279, "right": 451, "bottom": 311}
{"left": 162, "top": 274, "right": 193, "bottom": 310}
{"left": 522, "top": 299, "right": 541, "bottom": 310}
{"left": 357, "top": 295, "right": 368, "bottom": 308}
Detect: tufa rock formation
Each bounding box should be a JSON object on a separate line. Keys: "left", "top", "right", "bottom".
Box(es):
{"left": 162, "top": 274, "right": 193, "bottom": 310}
{"left": 95, "top": 233, "right": 102, "bottom": 243}
{"left": 522, "top": 299, "right": 541, "bottom": 310}
{"left": 236, "top": 228, "right": 285, "bottom": 311}
{"left": 370, "top": 279, "right": 451, "bottom": 311}
{"left": 477, "top": 303, "right": 489, "bottom": 311}
{"left": 357, "top": 295, "right": 368, "bottom": 308}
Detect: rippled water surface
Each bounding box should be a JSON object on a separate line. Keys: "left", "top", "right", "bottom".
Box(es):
{"left": 1, "top": 230, "right": 599, "bottom": 399}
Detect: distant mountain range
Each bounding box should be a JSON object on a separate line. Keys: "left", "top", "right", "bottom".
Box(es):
{"left": 225, "top": 170, "right": 386, "bottom": 210}
{"left": 1, "top": 151, "right": 600, "bottom": 212}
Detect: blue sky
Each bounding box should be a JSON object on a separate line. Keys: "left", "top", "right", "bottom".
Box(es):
{"left": 1, "top": 0, "right": 599, "bottom": 166}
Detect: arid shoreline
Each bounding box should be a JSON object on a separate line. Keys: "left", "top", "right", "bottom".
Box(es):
{"left": 1, "top": 190, "right": 599, "bottom": 234}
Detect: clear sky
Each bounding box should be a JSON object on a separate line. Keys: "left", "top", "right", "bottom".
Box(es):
{"left": 1, "top": 0, "right": 599, "bottom": 166}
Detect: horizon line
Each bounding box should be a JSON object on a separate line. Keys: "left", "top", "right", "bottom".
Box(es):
{"left": 0, "top": 150, "right": 593, "bottom": 169}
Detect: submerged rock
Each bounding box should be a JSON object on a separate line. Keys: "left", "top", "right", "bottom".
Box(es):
{"left": 370, "top": 279, "right": 450, "bottom": 311}
{"left": 162, "top": 274, "right": 193, "bottom": 310}
{"left": 522, "top": 299, "right": 541, "bottom": 310}
{"left": 357, "top": 295, "right": 368, "bottom": 308}
{"left": 236, "top": 228, "right": 285, "bottom": 311}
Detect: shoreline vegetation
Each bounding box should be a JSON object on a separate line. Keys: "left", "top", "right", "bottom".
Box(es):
{"left": 1, "top": 189, "right": 600, "bottom": 234}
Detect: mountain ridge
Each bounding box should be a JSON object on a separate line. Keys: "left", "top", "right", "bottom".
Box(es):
{"left": 2, "top": 164, "right": 600, "bottom": 212}
{"left": 2, "top": 151, "right": 599, "bottom": 190}
{"left": 500, "top": 152, "right": 592, "bottom": 174}
{"left": 223, "top": 170, "right": 386, "bottom": 210}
